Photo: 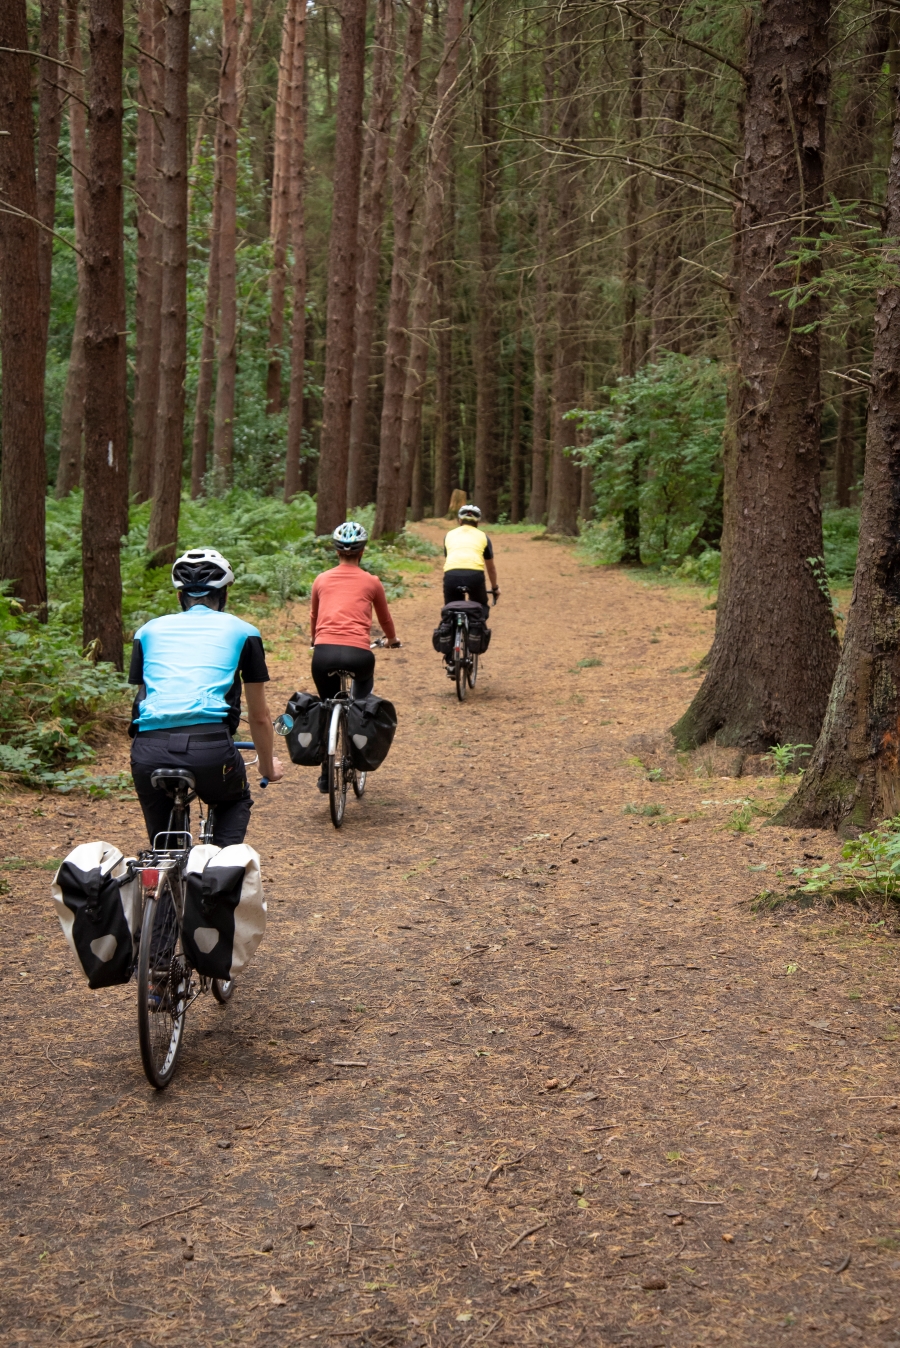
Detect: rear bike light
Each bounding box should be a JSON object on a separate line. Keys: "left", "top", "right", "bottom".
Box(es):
{"left": 140, "top": 868, "right": 160, "bottom": 890}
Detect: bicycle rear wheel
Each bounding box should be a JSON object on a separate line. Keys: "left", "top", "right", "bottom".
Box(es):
{"left": 329, "top": 707, "right": 348, "bottom": 827}
{"left": 454, "top": 629, "right": 468, "bottom": 702}
{"left": 137, "top": 876, "right": 187, "bottom": 1089}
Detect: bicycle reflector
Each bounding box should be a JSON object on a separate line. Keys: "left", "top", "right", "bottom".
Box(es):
{"left": 140, "top": 868, "right": 160, "bottom": 890}
{"left": 273, "top": 713, "right": 294, "bottom": 736}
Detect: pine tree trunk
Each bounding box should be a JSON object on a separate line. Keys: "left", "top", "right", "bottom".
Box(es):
{"left": 546, "top": 4, "right": 583, "bottom": 538}
{"left": 130, "top": 0, "right": 164, "bottom": 503}
{"left": 372, "top": 0, "right": 427, "bottom": 536}
{"left": 37, "top": 0, "right": 63, "bottom": 349}
{"left": 56, "top": 0, "right": 89, "bottom": 498}
{"left": 82, "top": 0, "right": 127, "bottom": 663}
{"left": 527, "top": 44, "right": 553, "bottom": 525}
{"left": 779, "top": 81, "right": 900, "bottom": 831}
{"left": 147, "top": 0, "right": 191, "bottom": 561}
{"left": 265, "top": 0, "right": 295, "bottom": 416}
{"left": 283, "top": 0, "right": 308, "bottom": 500}
{"left": 647, "top": 67, "right": 685, "bottom": 358}
{"left": 620, "top": 20, "right": 643, "bottom": 560}
{"left": 432, "top": 192, "right": 454, "bottom": 518}
{"left": 509, "top": 277, "right": 523, "bottom": 523}
{"left": 390, "top": 0, "right": 465, "bottom": 536}
{"left": 0, "top": 0, "right": 48, "bottom": 614}
{"left": 314, "top": 0, "right": 368, "bottom": 533}
{"left": 473, "top": 45, "right": 500, "bottom": 521}
{"left": 671, "top": 0, "right": 838, "bottom": 752}
{"left": 190, "top": 120, "right": 222, "bottom": 497}
{"left": 830, "top": 3, "right": 890, "bottom": 508}
{"left": 211, "top": 0, "right": 239, "bottom": 490}
{"left": 347, "top": 0, "right": 396, "bottom": 510}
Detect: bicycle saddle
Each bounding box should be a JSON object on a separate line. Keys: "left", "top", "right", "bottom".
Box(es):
{"left": 150, "top": 767, "right": 198, "bottom": 799}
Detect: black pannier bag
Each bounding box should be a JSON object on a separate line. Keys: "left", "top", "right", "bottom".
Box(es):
{"left": 432, "top": 618, "right": 454, "bottom": 655}
{"left": 347, "top": 694, "right": 398, "bottom": 772}
{"left": 182, "top": 843, "right": 265, "bottom": 980}
{"left": 284, "top": 690, "right": 327, "bottom": 766}
{"left": 52, "top": 842, "right": 141, "bottom": 989}
{"left": 441, "top": 600, "right": 491, "bottom": 655}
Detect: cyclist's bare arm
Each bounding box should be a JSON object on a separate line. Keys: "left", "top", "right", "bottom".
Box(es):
{"left": 486, "top": 558, "right": 499, "bottom": 597}
{"left": 245, "top": 682, "right": 284, "bottom": 781}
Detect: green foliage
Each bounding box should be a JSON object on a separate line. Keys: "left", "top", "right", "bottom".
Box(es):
{"left": 822, "top": 508, "right": 860, "bottom": 585}
{"left": 764, "top": 743, "right": 812, "bottom": 785}
{"left": 774, "top": 201, "right": 892, "bottom": 335}
{"left": 791, "top": 816, "right": 900, "bottom": 901}
{"left": 572, "top": 354, "right": 726, "bottom": 568}
{"left": 726, "top": 798, "right": 774, "bottom": 832}
{"left": 623, "top": 802, "right": 664, "bottom": 816}
{"left": 45, "top": 491, "right": 434, "bottom": 639}
{"left": 0, "top": 591, "right": 130, "bottom": 793}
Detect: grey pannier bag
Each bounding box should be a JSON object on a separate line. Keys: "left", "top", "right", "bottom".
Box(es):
{"left": 181, "top": 843, "right": 266, "bottom": 980}
{"left": 52, "top": 842, "right": 141, "bottom": 989}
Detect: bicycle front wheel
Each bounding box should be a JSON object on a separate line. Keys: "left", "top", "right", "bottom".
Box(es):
{"left": 212, "top": 977, "right": 235, "bottom": 1004}
{"left": 329, "top": 707, "right": 348, "bottom": 828}
{"left": 455, "top": 630, "right": 468, "bottom": 702}
{"left": 467, "top": 651, "right": 479, "bottom": 689}
{"left": 352, "top": 768, "right": 367, "bottom": 799}
{"left": 137, "top": 877, "right": 187, "bottom": 1089}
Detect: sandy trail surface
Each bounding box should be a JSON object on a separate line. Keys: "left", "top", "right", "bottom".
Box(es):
{"left": 1, "top": 525, "right": 899, "bottom": 1347}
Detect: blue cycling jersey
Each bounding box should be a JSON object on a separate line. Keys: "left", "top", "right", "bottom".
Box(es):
{"left": 129, "top": 606, "right": 268, "bottom": 733}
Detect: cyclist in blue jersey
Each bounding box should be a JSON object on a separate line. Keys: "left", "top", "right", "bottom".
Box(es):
{"left": 128, "top": 548, "right": 283, "bottom": 846}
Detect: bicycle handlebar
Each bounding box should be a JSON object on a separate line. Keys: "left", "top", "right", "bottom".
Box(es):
{"left": 234, "top": 740, "right": 268, "bottom": 787}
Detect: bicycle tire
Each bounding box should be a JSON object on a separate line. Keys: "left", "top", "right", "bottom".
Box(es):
{"left": 352, "top": 768, "right": 367, "bottom": 799}
{"left": 455, "top": 627, "right": 468, "bottom": 702}
{"left": 137, "top": 876, "right": 187, "bottom": 1089}
{"left": 212, "top": 977, "right": 235, "bottom": 1004}
{"left": 329, "top": 706, "right": 348, "bottom": 828}
{"left": 467, "top": 651, "right": 479, "bottom": 689}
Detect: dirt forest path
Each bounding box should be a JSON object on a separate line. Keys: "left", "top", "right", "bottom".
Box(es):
{"left": 2, "top": 527, "right": 900, "bottom": 1348}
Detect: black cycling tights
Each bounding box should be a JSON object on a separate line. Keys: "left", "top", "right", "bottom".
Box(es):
{"left": 443, "top": 568, "right": 489, "bottom": 619}
{"left": 311, "top": 644, "right": 376, "bottom": 700}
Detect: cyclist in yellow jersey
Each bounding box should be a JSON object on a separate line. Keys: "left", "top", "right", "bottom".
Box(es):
{"left": 443, "top": 503, "right": 500, "bottom": 618}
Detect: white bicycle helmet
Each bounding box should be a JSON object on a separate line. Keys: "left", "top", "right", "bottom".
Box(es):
{"left": 333, "top": 521, "right": 369, "bottom": 553}
{"left": 458, "top": 503, "right": 482, "bottom": 523}
{"left": 171, "top": 548, "right": 235, "bottom": 594}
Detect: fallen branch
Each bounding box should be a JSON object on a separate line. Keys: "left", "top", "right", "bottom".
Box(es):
{"left": 506, "top": 1220, "right": 548, "bottom": 1251}
{"left": 137, "top": 1195, "right": 207, "bottom": 1228}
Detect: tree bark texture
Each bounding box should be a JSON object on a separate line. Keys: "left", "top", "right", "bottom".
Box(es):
{"left": 37, "top": 0, "right": 63, "bottom": 350}
{"left": 620, "top": 20, "right": 643, "bottom": 561}
{"left": 82, "top": 0, "right": 127, "bottom": 663}
{"left": 473, "top": 44, "right": 501, "bottom": 520}
{"left": 671, "top": 0, "right": 838, "bottom": 752}
{"left": 190, "top": 120, "right": 222, "bottom": 497}
{"left": 647, "top": 67, "right": 686, "bottom": 358}
{"left": 830, "top": 3, "right": 890, "bottom": 507}
{"left": 147, "top": 0, "right": 191, "bottom": 561}
{"left": 130, "top": 0, "right": 164, "bottom": 502}
{"left": 56, "top": 0, "right": 89, "bottom": 498}
{"left": 313, "top": 0, "right": 367, "bottom": 532}
{"left": 265, "top": 0, "right": 295, "bottom": 416}
{"left": 778, "top": 85, "right": 900, "bottom": 832}
{"left": 211, "top": 0, "right": 239, "bottom": 490}
{"left": 0, "top": 0, "right": 48, "bottom": 613}
{"left": 432, "top": 191, "right": 454, "bottom": 517}
{"left": 527, "top": 44, "right": 553, "bottom": 524}
{"left": 546, "top": 5, "right": 583, "bottom": 538}
{"left": 372, "top": 0, "right": 427, "bottom": 536}
{"left": 346, "top": 0, "right": 396, "bottom": 509}
{"left": 391, "top": 0, "right": 465, "bottom": 535}
{"left": 509, "top": 276, "right": 523, "bottom": 522}
{"left": 283, "top": 0, "right": 308, "bottom": 499}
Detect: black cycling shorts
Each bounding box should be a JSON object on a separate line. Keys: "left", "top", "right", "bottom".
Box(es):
{"left": 131, "top": 725, "right": 251, "bottom": 848}
{"left": 443, "top": 569, "right": 489, "bottom": 619}
{"left": 311, "top": 644, "right": 376, "bottom": 701}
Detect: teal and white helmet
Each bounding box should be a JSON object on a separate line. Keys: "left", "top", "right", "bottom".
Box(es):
{"left": 332, "top": 521, "right": 368, "bottom": 553}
